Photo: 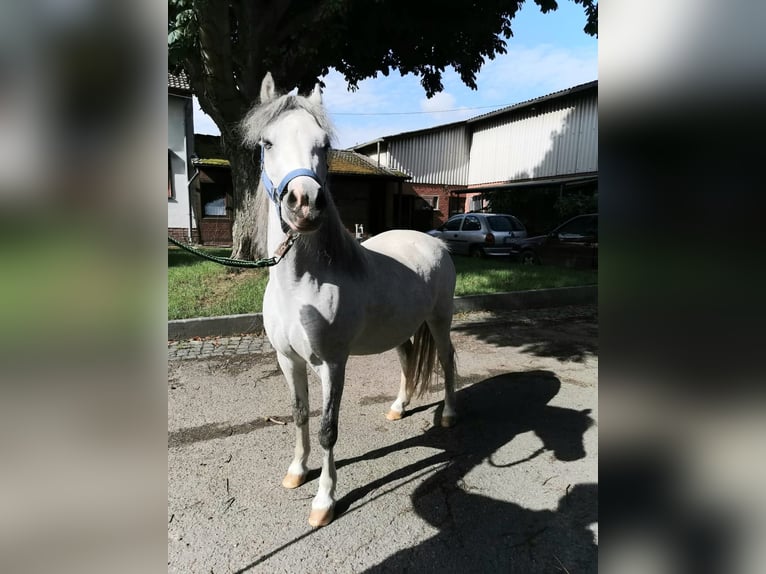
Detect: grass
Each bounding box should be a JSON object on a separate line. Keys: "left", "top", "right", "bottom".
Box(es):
{"left": 168, "top": 247, "right": 597, "bottom": 320}
{"left": 168, "top": 247, "right": 269, "bottom": 320}
{"left": 451, "top": 257, "right": 597, "bottom": 297}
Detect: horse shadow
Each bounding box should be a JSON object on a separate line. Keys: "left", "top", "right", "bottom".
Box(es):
{"left": 333, "top": 370, "right": 597, "bottom": 572}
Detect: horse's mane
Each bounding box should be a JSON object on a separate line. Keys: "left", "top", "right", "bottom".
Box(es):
{"left": 240, "top": 93, "right": 336, "bottom": 148}
{"left": 240, "top": 93, "right": 365, "bottom": 274}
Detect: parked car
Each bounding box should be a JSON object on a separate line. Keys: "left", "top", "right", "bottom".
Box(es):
{"left": 510, "top": 213, "right": 598, "bottom": 269}
{"left": 427, "top": 213, "right": 527, "bottom": 257}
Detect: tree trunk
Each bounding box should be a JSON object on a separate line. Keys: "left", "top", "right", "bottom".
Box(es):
{"left": 225, "top": 135, "right": 265, "bottom": 260}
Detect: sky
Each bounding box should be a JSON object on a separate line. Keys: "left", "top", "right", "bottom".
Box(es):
{"left": 193, "top": 1, "right": 598, "bottom": 150}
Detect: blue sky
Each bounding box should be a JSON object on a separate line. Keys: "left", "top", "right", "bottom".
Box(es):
{"left": 193, "top": 1, "right": 597, "bottom": 150}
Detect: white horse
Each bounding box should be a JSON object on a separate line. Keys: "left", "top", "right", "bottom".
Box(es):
{"left": 241, "top": 72, "right": 457, "bottom": 527}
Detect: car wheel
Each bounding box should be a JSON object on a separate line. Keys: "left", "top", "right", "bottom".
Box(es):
{"left": 469, "top": 246, "right": 485, "bottom": 258}
{"left": 519, "top": 250, "right": 538, "bottom": 265}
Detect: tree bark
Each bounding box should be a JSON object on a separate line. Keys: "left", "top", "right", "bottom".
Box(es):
{"left": 225, "top": 134, "right": 264, "bottom": 260}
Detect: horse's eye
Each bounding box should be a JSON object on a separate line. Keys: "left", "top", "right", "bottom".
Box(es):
{"left": 262, "top": 140, "right": 273, "bottom": 150}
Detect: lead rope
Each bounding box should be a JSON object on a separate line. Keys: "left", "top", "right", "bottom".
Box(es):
{"left": 168, "top": 233, "right": 297, "bottom": 268}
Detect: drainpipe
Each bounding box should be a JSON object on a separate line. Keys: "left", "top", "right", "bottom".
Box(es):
{"left": 183, "top": 95, "right": 199, "bottom": 244}
{"left": 376, "top": 141, "right": 381, "bottom": 167}
{"left": 187, "top": 154, "right": 200, "bottom": 243}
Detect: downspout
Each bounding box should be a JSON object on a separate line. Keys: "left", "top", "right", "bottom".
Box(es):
{"left": 187, "top": 155, "right": 200, "bottom": 243}
{"left": 376, "top": 141, "right": 381, "bottom": 167}
{"left": 184, "top": 95, "right": 197, "bottom": 243}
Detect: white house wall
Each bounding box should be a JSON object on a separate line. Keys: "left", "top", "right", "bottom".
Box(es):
{"left": 168, "top": 95, "right": 194, "bottom": 231}
{"left": 468, "top": 93, "right": 597, "bottom": 185}
{"left": 387, "top": 125, "right": 470, "bottom": 185}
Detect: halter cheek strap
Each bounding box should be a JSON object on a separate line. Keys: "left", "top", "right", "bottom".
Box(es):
{"left": 260, "top": 145, "right": 324, "bottom": 233}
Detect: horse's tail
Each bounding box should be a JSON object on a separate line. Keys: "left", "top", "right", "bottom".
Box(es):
{"left": 406, "top": 322, "right": 448, "bottom": 398}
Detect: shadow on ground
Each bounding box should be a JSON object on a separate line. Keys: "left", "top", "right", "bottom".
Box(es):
{"left": 235, "top": 370, "right": 597, "bottom": 573}
{"left": 454, "top": 313, "right": 598, "bottom": 362}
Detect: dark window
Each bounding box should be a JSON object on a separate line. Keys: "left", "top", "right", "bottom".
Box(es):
{"left": 556, "top": 215, "right": 596, "bottom": 238}
{"left": 448, "top": 196, "right": 464, "bottom": 216}
{"left": 444, "top": 217, "right": 462, "bottom": 231}
{"left": 201, "top": 184, "right": 227, "bottom": 217}
{"left": 508, "top": 216, "right": 526, "bottom": 231}
{"left": 487, "top": 216, "right": 525, "bottom": 232}
{"left": 462, "top": 215, "right": 482, "bottom": 231}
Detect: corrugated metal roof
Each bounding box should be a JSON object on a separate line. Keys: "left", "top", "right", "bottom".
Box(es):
{"left": 467, "top": 90, "right": 598, "bottom": 184}
{"left": 466, "top": 80, "right": 597, "bottom": 124}
{"left": 168, "top": 71, "right": 191, "bottom": 93}
{"left": 350, "top": 80, "right": 598, "bottom": 146}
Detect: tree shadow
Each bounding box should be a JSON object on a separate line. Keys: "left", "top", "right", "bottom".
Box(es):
{"left": 453, "top": 312, "right": 598, "bottom": 362}
{"left": 332, "top": 370, "right": 596, "bottom": 572}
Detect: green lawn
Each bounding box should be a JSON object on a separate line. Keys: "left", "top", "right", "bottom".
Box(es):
{"left": 168, "top": 247, "right": 269, "bottom": 320}
{"left": 451, "top": 256, "right": 597, "bottom": 297}
{"left": 168, "top": 247, "right": 597, "bottom": 320}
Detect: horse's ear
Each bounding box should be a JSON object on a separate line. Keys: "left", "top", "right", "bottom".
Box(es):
{"left": 308, "top": 82, "right": 322, "bottom": 105}
{"left": 260, "top": 72, "right": 276, "bottom": 103}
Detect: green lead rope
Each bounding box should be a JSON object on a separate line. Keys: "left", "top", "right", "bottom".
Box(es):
{"left": 168, "top": 236, "right": 282, "bottom": 268}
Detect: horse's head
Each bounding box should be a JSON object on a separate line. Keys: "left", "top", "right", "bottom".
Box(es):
{"left": 242, "top": 72, "right": 334, "bottom": 234}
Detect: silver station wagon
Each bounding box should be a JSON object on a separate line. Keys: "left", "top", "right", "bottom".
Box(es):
{"left": 427, "top": 213, "right": 527, "bottom": 257}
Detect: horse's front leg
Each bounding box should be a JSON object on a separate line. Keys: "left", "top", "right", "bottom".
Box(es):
{"left": 276, "top": 351, "right": 310, "bottom": 489}
{"left": 309, "top": 358, "right": 347, "bottom": 527}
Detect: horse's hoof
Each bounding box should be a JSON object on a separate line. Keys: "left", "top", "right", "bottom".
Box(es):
{"left": 282, "top": 473, "right": 307, "bottom": 489}
{"left": 386, "top": 409, "right": 404, "bottom": 421}
{"left": 308, "top": 506, "right": 334, "bottom": 528}
{"left": 441, "top": 415, "right": 456, "bottom": 428}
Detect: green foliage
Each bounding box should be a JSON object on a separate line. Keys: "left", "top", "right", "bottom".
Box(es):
{"left": 554, "top": 190, "right": 598, "bottom": 221}
{"left": 484, "top": 185, "right": 597, "bottom": 235}
{"left": 168, "top": 0, "right": 597, "bottom": 99}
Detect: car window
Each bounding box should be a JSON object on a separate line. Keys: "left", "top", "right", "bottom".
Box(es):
{"left": 509, "top": 216, "right": 526, "bottom": 231}
{"left": 444, "top": 217, "right": 462, "bottom": 231}
{"left": 557, "top": 215, "right": 596, "bottom": 239}
{"left": 487, "top": 216, "right": 512, "bottom": 232}
{"left": 462, "top": 215, "right": 481, "bottom": 231}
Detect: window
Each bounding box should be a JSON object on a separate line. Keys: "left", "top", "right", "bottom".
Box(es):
{"left": 448, "top": 196, "right": 464, "bottom": 216}
{"left": 462, "top": 215, "right": 481, "bottom": 231}
{"left": 488, "top": 215, "right": 526, "bottom": 232}
{"left": 444, "top": 217, "right": 462, "bottom": 231}
{"left": 423, "top": 195, "right": 439, "bottom": 210}
{"left": 487, "top": 216, "right": 512, "bottom": 232}
{"left": 557, "top": 215, "right": 596, "bottom": 239}
{"left": 200, "top": 184, "right": 228, "bottom": 217}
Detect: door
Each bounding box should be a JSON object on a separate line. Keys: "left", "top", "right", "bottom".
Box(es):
{"left": 441, "top": 216, "right": 464, "bottom": 253}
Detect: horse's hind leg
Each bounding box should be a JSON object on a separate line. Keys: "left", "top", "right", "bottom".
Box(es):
{"left": 276, "top": 351, "right": 310, "bottom": 489}
{"left": 427, "top": 316, "right": 457, "bottom": 427}
{"left": 386, "top": 341, "right": 413, "bottom": 421}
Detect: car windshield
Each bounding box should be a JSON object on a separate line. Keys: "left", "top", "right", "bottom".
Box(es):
{"left": 487, "top": 216, "right": 524, "bottom": 232}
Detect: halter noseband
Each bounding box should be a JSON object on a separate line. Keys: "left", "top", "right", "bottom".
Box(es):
{"left": 260, "top": 145, "right": 325, "bottom": 233}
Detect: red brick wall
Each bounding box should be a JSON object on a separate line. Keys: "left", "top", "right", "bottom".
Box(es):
{"left": 168, "top": 227, "right": 200, "bottom": 243}
{"left": 199, "top": 218, "right": 233, "bottom": 246}
{"left": 408, "top": 183, "right": 466, "bottom": 228}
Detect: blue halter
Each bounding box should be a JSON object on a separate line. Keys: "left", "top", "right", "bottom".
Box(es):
{"left": 259, "top": 145, "right": 323, "bottom": 206}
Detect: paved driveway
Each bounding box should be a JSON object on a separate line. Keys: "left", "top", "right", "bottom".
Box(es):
{"left": 168, "top": 305, "right": 598, "bottom": 573}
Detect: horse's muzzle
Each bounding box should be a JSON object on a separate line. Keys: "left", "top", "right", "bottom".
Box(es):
{"left": 283, "top": 185, "right": 325, "bottom": 233}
